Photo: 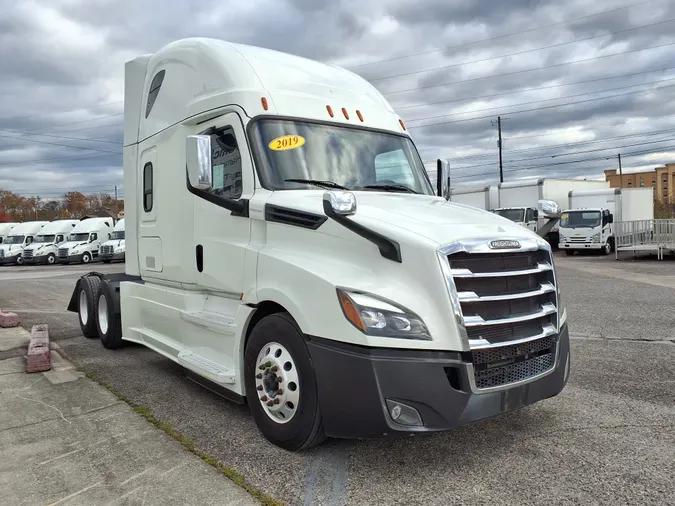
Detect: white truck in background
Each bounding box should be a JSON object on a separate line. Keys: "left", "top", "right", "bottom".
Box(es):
{"left": 22, "top": 219, "right": 80, "bottom": 265}
{"left": 493, "top": 178, "right": 610, "bottom": 246}
{"left": 0, "top": 223, "right": 19, "bottom": 244}
{"left": 0, "top": 221, "right": 49, "bottom": 265}
{"left": 559, "top": 187, "right": 655, "bottom": 255}
{"left": 99, "top": 218, "right": 126, "bottom": 263}
{"left": 57, "top": 217, "right": 113, "bottom": 264}
{"left": 449, "top": 184, "right": 499, "bottom": 210}
{"left": 65, "top": 37, "right": 571, "bottom": 451}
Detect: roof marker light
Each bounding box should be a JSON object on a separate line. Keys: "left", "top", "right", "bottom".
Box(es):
{"left": 356, "top": 110, "right": 364, "bottom": 122}
{"left": 399, "top": 119, "right": 407, "bottom": 131}
{"left": 326, "top": 105, "right": 334, "bottom": 117}
{"left": 342, "top": 108, "right": 349, "bottom": 120}
{"left": 261, "top": 97, "right": 269, "bottom": 110}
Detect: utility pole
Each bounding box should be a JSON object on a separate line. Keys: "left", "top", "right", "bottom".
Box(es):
{"left": 617, "top": 153, "right": 623, "bottom": 187}
{"left": 497, "top": 116, "right": 504, "bottom": 183}
{"left": 114, "top": 186, "right": 118, "bottom": 217}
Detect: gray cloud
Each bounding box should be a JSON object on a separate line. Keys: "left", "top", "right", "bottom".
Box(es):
{"left": 1, "top": 0, "right": 675, "bottom": 199}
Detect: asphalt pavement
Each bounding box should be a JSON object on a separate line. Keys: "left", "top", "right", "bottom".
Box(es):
{"left": 1, "top": 255, "right": 674, "bottom": 506}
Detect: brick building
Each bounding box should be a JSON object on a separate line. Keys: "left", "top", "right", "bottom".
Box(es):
{"left": 604, "top": 163, "right": 675, "bottom": 201}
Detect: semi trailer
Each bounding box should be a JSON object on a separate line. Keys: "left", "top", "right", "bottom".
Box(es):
{"left": 67, "top": 37, "right": 570, "bottom": 451}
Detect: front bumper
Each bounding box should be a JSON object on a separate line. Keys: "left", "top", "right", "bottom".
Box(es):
{"left": 58, "top": 253, "right": 84, "bottom": 263}
{"left": 0, "top": 253, "right": 21, "bottom": 265}
{"left": 306, "top": 322, "right": 570, "bottom": 439}
{"left": 100, "top": 251, "right": 125, "bottom": 261}
{"left": 559, "top": 242, "right": 602, "bottom": 250}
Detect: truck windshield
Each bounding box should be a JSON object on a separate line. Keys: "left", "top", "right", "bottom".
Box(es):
{"left": 2, "top": 235, "right": 25, "bottom": 245}
{"left": 494, "top": 209, "right": 525, "bottom": 222}
{"left": 249, "top": 118, "right": 434, "bottom": 195}
{"left": 112, "top": 231, "right": 125, "bottom": 240}
{"left": 34, "top": 235, "right": 56, "bottom": 243}
{"left": 560, "top": 211, "right": 601, "bottom": 228}
{"left": 69, "top": 233, "right": 90, "bottom": 242}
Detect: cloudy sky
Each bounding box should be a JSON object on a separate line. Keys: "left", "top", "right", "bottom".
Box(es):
{"left": 1, "top": 0, "right": 675, "bottom": 199}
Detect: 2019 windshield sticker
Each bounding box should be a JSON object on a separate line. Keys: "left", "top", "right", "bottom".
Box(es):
{"left": 268, "top": 135, "right": 306, "bottom": 151}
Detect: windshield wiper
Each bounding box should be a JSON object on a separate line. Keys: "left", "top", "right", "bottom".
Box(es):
{"left": 361, "top": 183, "right": 418, "bottom": 194}
{"left": 284, "top": 178, "right": 349, "bottom": 190}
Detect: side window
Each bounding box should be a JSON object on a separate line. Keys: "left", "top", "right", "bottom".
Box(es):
{"left": 25, "top": 236, "right": 33, "bottom": 244}
{"left": 374, "top": 149, "right": 415, "bottom": 186}
{"left": 145, "top": 70, "right": 166, "bottom": 118}
{"left": 208, "top": 127, "right": 243, "bottom": 200}
{"left": 143, "top": 162, "right": 153, "bottom": 212}
{"left": 56, "top": 235, "right": 64, "bottom": 243}
{"left": 90, "top": 233, "right": 97, "bottom": 242}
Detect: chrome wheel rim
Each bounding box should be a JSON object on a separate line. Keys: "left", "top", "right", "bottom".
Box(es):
{"left": 98, "top": 294, "right": 108, "bottom": 335}
{"left": 254, "top": 342, "right": 300, "bottom": 424}
{"left": 79, "top": 289, "right": 88, "bottom": 325}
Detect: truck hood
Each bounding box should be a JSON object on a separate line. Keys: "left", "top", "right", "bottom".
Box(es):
{"left": 0, "top": 244, "right": 23, "bottom": 254}
{"left": 102, "top": 239, "right": 125, "bottom": 248}
{"left": 60, "top": 241, "right": 89, "bottom": 250}
{"left": 267, "top": 190, "right": 539, "bottom": 245}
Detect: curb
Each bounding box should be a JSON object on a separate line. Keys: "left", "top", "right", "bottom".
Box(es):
{"left": 0, "top": 309, "right": 20, "bottom": 328}
{"left": 27, "top": 324, "right": 51, "bottom": 373}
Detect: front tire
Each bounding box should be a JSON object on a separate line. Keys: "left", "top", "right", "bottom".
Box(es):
{"left": 46, "top": 253, "right": 56, "bottom": 265}
{"left": 244, "top": 312, "right": 326, "bottom": 451}
{"left": 82, "top": 252, "right": 92, "bottom": 264}
{"left": 78, "top": 276, "right": 101, "bottom": 338}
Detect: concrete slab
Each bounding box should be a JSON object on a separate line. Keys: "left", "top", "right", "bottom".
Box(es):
{"left": 0, "top": 326, "right": 31, "bottom": 352}
{"left": 0, "top": 354, "right": 261, "bottom": 506}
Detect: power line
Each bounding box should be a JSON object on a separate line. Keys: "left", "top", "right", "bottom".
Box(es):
{"left": 0, "top": 134, "right": 122, "bottom": 154}
{"left": 370, "top": 16, "right": 675, "bottom": 83}
{"left": 384, "top": 40, "right": 675, "bottom": 96}
{"left": 345, "top": 0, "right": 657, "bottom": 69}
{"left": 0, "top": 152, "right": 120, "bottom": 167}
{"left": 0, "top": 129, "right": 120, "bottom": 145}
{"left": 407, "top": 81, "right": 675, "bottom": 130}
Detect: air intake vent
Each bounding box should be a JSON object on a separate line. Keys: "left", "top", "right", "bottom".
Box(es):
{"left": 264, "top": 204, "right": 327, "bottom": 230}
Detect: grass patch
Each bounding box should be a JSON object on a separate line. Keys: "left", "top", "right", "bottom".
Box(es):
{"left": 84, "top": 370, "right": 285, "bottom": 506}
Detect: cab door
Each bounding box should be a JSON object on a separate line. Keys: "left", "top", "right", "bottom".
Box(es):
{"left": 189, "top": 111, "right": 254, "bottom": 296}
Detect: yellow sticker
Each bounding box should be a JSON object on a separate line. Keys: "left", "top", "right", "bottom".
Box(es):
{"left": 561, "top": 214, "right": 569, "bottom": 220}
{"left": 268, "top": 135, "right": 306, "bottom": 151}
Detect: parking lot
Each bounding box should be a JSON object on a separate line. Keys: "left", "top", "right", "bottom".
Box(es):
{"left": 1, "top": 253, "right": 674, "bottom": 506}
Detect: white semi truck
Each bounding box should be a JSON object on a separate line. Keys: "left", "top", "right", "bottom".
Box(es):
{"left": 99, "top": 218, "right": 126, "bottom": 263}
{"left": 0, "top": 222, "right": 19, "bottom": 244}
{"left": 492, "top": 178, "right": 610, "bottom": 245}
{"left": 22, "top": 219, "right": 80, "bottom": 265}
{"left": 559, "top": 187, "right": 654, "bottom": 255}
{"left": 57, "top": 217, "right": 114, "bottom": 264}
{"left": 66, "top": 37, "right": 570, "bottom": 451}
{"left": 0, "top": 221, "right": 49, "bottom": 265}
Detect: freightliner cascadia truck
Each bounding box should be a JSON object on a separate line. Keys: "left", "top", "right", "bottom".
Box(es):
{"left": 67, "top": 38, "right": 570, "bottom": 451}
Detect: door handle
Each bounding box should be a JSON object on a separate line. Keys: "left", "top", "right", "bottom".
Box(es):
{"left": 196, "top": 244, "right": 203, "bottom": 272}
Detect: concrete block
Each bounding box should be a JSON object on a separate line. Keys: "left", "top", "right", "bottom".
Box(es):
{"left": 0, "top": 310, "right": 20, "bottom": 328}
{"left": 26, "top": 324, "right": 51, "bottom": 374}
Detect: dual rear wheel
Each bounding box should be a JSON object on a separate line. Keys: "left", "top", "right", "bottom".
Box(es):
{"left": 77, "top": 275, "right": 123, "bottom": 349}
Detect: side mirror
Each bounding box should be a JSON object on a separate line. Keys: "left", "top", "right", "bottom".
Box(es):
{"left": 533, "top": 209, "right": 539, "bottom": 219}
{"left": 608, "top": 213, "right": 614, "bottom": 224}
{"left": 538, "top": 199, "right": 561, "bottom": 218}
{"left": 186, "top": 134, "right": 213, "bottom": 190}
{"left": 436, "top": 159, "right": 450, "bottom": 200}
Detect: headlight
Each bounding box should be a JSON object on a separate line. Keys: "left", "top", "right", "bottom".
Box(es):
{"left": 336, "top": 288, "right": 431, "bottom": 340}
{"left": 591, "top": 233, "right": 600, "bottom": 242}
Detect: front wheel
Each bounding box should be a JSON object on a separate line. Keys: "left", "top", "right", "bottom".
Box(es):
{"left": 46, "top": 253, "right": 56, "bottom": 265}
{"left": 82, "top": 252, "right": 92, "bottom": 264}
{"left": 244, "top": 312, "right": 326, "bottom": 451}
{"left": 15, "top": 256, "right": 23, "bottom": 265}
{"left": 602, "top": 240, "right": 613, "bottom": 255}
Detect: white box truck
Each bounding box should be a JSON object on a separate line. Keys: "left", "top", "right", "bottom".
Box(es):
{"left": 559, "top": 187, "right": 655, "bottom": 255}
{"left": 99, "top": 218, "right": 126, "bottom": 263}
{"left": 22, "top": 219, "right": 80, "bottom": 265}
{"left": 57, "top": 217, "right": 114, "bottom": 264}
{"left": 65, "top": 37, "right": 571, "bottom": 451}
{"left": 493, "top": 178, "right": 610, "bottom": 244}
{"left": 0, "top": 223, "right": 19, "bottom": 244}
{"left": 0, "top": 221, "right": 49, "bottom": 265}
{"left": 449, "top": 184, "right": 499, "bottom": 211}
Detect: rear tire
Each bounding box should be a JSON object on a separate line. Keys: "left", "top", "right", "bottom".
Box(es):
{"left": 95, "top": 281, "right": 124, "bottom": 349}
{"left": 244, "top": 312, "right": 326, "bottom": 451}
{"left": 78, "top": 276, "right": 101, "bottom": 338}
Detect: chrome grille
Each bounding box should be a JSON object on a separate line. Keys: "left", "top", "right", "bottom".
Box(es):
{"left": 22, "top": 249, "right": 34, "bottom": 259}
{"left": 442, "top": 241, "right": 560, "bottom": 390}
{"left": 100, "top": 245, "right": 114, "bottom": 255}
{"left": 58, "top": 248, "right": 69, "bottom": 258}
{"left": 0, "top": 249, "right": 4, "bottom": 259}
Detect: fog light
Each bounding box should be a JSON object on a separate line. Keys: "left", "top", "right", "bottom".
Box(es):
{"left": 385, "top": 399, "right": 423, "bottom": 426}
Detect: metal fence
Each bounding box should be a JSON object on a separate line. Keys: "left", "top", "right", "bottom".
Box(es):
{"left": 614, "top": 219, "right": 675, "bottom": 260}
